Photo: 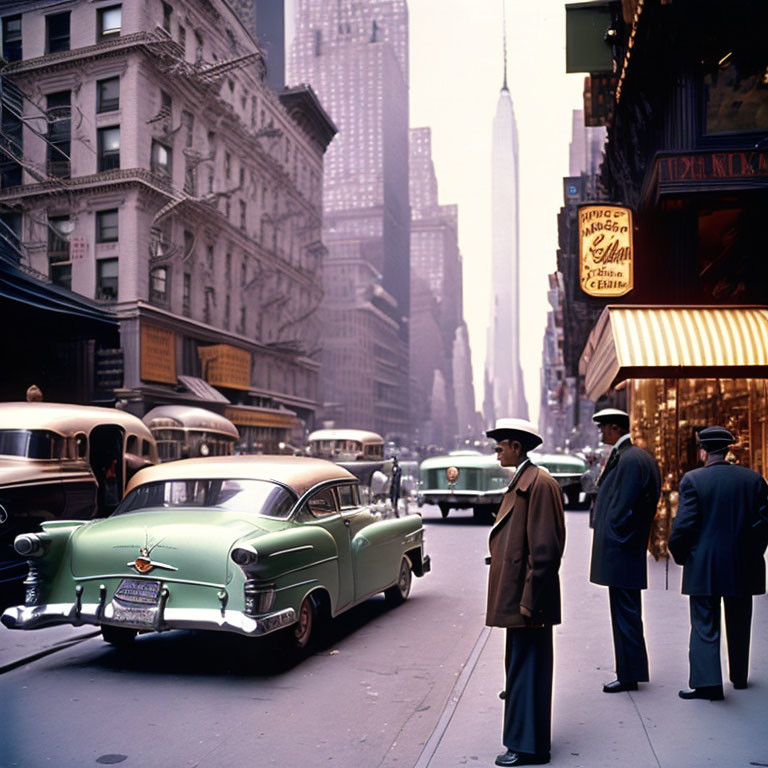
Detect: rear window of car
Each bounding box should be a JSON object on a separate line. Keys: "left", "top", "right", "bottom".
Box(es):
{"left": 113, "top": 478, "right": 295, "bottom": 519}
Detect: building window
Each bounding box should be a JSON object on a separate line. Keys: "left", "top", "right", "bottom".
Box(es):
{"left": 47, "top": 215, "right": 71, "bottom": 289}
{"left": 1, "top": 104, "right": 22, "bottom": 187}
{"left": 150, "top": 265, "right": 168, "bottom": 303}
{"left": 97, "top": 77, "right": 119, "bottom": 113}
{"left": 96, "top": 209, "right": 118, "bottom": 243}
{"left": 224, "top": 152, "right": 231, "bottom": 180}
{"left": 2, "top": 15, "right": 22, "bottom": 62}
{"left": 177, "top": 23, "right": 185, "bottom": 54}
{"left": 182, "top": 272, "right": 191, "bottom": 316}
{"left": 97, "top": 258, "right": 118, "bottom": 300}
{"left": 46, "top": 91, "right": 71, "bottom": 178}
{"left": 206, "top": 244, "right": 214, "bottom": 269}
{"left": 225, "top": 252, "right": 231, "bottom": 285}
{"left": 239, "top": 200, "right": 246, "bottom": 230}
{"left": 97, "top": 126, "right": 120, "bottom": 171}
{"left": 162, "top": 2, "right": 172, "bottom": 33}
{"left": 239, "top": 306, "right": 246, "bottom": 334}
{"left": 0, "top": 211, "right": 21, "bottom": 260}
{"left": 151, "top": 140, "right": 172, "bottom": 176}
{"left": 182, "top": 110, "right": 194, "bottom": 147}
{"left": 194, "top": 30, "right": 203, "bottom": 62}
{"left": 97, "top": 5, "right": 121, "bottom": 41}
{"left": 204, "top": 286, "right": 214, "bottom": 324}
{"left": 224, "top": 295, "right": 230, "bottom": 329}
{"left": 184, "top": 159, "right": 196, "bottom": 195}
{"left": 46, "top": 12, "right": 70, "bottom": 53}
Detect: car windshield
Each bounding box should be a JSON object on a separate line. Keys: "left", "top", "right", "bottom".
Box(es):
{"left": 113, "top": 478, "right": 295, "bottom": 519}
{"left": 0, "top": 429, "right": 63, "bottom": 459}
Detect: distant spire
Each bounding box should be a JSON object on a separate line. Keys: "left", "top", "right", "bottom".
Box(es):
{"left": 502, "top": 0, "right": 508, "bottom": 91}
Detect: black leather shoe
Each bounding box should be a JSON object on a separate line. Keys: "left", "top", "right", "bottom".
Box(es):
{"left": 678, "top": 686, "right": 724, "bottom": 701}
{"left": 603, "top": 680, "right": 638, "bottom": 693}
{"left": 498, "top": 689, "right": 507, "bottom": 700}
{"left": 495, "top": 750, "right": 550, "bottom": 766}
{"left": 732, "top": 680, "right": 748, "bottom": 690}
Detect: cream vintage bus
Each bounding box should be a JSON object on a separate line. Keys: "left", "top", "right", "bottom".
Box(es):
{"left": 0, "top": 402, "right": 158, "bottom": 607}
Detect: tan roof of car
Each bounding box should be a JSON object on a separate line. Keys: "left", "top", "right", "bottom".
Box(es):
{"left": 125, "top": 454, "right": 356, "bottom": 496}
{"left": 0, "top": 402, "right": 154, "bottom": 440}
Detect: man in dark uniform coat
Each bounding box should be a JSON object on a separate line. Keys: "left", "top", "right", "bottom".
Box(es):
{"left": 669, "top": 426, "right": 768, "bottom": 700}
{"left": 590, "top": 408, "right": 660, "bottom": 693}
{"left": 485, "top": 418, "right": 566, "bottom": 766}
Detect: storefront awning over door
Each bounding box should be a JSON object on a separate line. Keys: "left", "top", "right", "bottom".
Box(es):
{"left": 579, "top": 306, "right": 768, "bottom": 400}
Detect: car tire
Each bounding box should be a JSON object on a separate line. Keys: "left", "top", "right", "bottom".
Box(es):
{"left": 438, "top": 503, "right": 450, "bottom": 518}
{"left": 384, "top": 556, "right": 412, "bottom": 607}
{"left": 101, "top": 625, "right": 137, "bottom": 647}
{"left": 290, "top": 594, "right": 318, "bottom": 650}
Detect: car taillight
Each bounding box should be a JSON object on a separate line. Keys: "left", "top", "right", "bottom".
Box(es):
{"left": 244, "top": 581, "right": 276, "bottom": 615}
{"left": 14, "top": 533, "right": 49, "bottom": 557}
{"left": 231, "top": 546, "right": 258, "bottom": 567}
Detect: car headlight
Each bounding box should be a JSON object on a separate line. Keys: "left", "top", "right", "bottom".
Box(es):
{"left": 231, "top": 545, "right": 258, "bottom": 567}
{"left": 14, "top": 533, "right": 49, "bottom": 557}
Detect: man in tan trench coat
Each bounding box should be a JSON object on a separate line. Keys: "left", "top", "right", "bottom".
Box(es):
{"left": 486, "top": 418, "right": 566, "bottom": 767}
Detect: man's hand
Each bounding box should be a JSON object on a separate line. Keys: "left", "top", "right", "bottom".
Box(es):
{"left": 519, "top": 604, "right": 532, "bottom": 618}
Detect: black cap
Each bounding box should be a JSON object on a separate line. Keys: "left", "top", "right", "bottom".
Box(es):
{"left": 697, "top": 426, "right": 734, "bottom": 452}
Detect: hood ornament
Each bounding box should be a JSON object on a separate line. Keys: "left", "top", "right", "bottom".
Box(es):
{"left": 127, "top": 531, "right": 178, "bottom": 574}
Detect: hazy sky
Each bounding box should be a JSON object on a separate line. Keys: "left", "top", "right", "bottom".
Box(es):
{"left": 409, "top": 0, "right": 585, "bottom": 424}
{"left": 286, "top": 0, "right": 585, "bottom": 426}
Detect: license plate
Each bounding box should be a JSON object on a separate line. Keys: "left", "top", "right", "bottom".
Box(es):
{"left": 114, "top": 579, "right": 161, "bottom": 604}
{"left": 110, "top": 579, "right": 161, "bottom": 628}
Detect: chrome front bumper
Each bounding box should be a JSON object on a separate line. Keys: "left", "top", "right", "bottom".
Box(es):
{"left": 1, "top": 602, "right": 297, "bottom": 637}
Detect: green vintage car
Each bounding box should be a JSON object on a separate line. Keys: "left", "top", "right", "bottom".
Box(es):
{"left": 1, "top": 455, "right": 430, "bottom": 650}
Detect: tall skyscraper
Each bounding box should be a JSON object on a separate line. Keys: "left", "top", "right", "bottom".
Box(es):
{"left": 485, "top": 31, "right": 528, "bottom": 424}
{"left": 409, "top": 127, "right": 465, "bottom": 448}
{"left": 287, "top": 0, "right": 411, "bottom": 438}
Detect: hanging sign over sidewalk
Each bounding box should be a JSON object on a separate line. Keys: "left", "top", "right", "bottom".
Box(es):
{"left": 578, "top": 205, "right": 634, "bottom": 297}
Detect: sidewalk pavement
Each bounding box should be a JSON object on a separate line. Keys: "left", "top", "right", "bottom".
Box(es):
{"left": 424, "top": 511, "right": 768, "bottom": 768}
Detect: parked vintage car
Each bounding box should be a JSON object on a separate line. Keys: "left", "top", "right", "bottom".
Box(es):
{"left": 418, "top": 450, "right": 590, "bottom": 520}
{"left": 0, "top": 402, "right": 158, "bottom": 608}
{"left": 1, "top": 455, "right": 431, "bottom": 650}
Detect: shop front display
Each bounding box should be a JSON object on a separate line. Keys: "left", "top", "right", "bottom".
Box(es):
{"left": 580, "top": 305, "right": 768, "bottom": 557}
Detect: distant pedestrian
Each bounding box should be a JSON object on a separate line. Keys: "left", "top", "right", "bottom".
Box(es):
{"left": 589, "top": 408, "right": 661, "bottom": 694}
{"left": 669, "top": 426, "right": 768, "bottom": 701}
{"left": 389, "top": 456, "right": 402, "bottom": 516}
{"left": 485, "top": 418, "right": 565, "bottom": 766}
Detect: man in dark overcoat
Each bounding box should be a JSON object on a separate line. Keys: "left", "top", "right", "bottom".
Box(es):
{"left": 589, "top": 408, "right": 660, "bottom": 693}
{"left": 669, "top": 426, "right": 768, "bottom": 700}
{"left": 485, "top": 418, "right": 566, "bottom": 767}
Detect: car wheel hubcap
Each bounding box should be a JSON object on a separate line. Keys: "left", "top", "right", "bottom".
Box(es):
{"left": 295, "top": 598, "right": 313, "bottom": 646}
{"left": 399, "top": 560, "right": 411, "bottom": 596}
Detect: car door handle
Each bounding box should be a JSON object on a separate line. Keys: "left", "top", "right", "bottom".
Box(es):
{"left": 344, "top": 518, "right": 351, "bottom": 527}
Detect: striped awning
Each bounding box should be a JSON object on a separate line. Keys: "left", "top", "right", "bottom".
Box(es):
{"left": 579, "top": 306, "right": 768, "bottom": 400}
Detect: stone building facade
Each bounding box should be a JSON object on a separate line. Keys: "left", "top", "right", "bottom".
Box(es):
{"left": 0, "top": 0, "right": 335, "bottom": 450}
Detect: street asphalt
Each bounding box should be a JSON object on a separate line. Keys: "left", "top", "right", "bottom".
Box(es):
{"left": 1, "top": 511, "right": 766, "bottom": 767}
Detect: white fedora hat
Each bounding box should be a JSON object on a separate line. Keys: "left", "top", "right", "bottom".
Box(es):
{"left": 485, "top": 418, "right": 542, "bottom": 450}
